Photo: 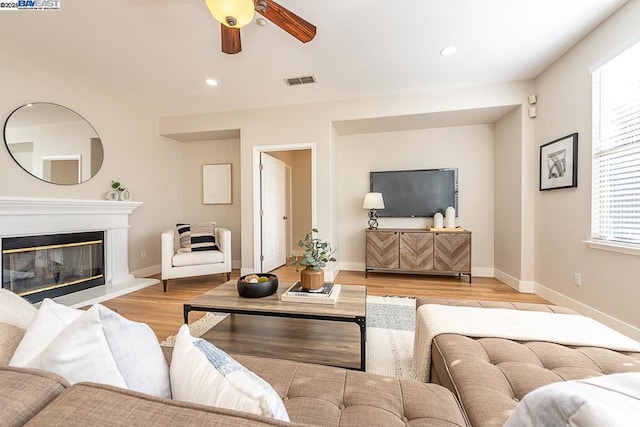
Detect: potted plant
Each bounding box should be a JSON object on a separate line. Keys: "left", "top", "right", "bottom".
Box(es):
{"left": 289, "top": 228, "right": 337, "bottom": 291}
{"left": 110, "top": 181, "right": 131, "bottom": 201}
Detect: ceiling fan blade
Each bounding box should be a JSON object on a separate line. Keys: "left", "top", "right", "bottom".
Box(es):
{"left": 221, "top": 24, "right": 242, "bottom": 54}
{"left": 257, "top": 0, "right": 316, "bottom": 43}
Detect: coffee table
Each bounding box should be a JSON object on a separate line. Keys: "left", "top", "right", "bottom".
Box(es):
{"left": 183, "top": 281, "right": 367, "bottom": 370}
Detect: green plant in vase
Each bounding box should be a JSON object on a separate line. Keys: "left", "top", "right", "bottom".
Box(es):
{"left": 111, "top": 181, "right": 125, "bottom": 193}
{"left": 110, "top": 180, "right": 131, "bottom": 201}
{"left": 288, "top": 228, "right": 336, "bottom": 291}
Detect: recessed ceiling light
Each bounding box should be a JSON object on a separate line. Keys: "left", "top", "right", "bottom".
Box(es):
{"left": 440, "top": 46, "right": 457, "bottom": 56}
{"left": 205, "top": 79, "right": 218, "bottom": 86}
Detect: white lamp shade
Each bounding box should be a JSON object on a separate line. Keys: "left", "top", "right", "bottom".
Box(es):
{"left": 363, "top": 192, "right": 385, "bottom": 209}
{"left": 205, "top": 0, "right": 255, "bottom": 28}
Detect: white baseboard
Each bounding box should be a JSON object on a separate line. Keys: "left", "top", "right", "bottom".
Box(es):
{"left": 494, "top": 269, "right": 535, "bottom": 293}
{"left": 132, "top": 264, "right": 161, "bottom": 278}
{"left": 534, "top": 282, "right": 640, "bottom": 341}
{"left": 340, "top": 262, "right": 365, "bottom": 272}
{"left": 472, "top": 267, "right": 494, "bottom": 278}
{"left": 519, "top": 281, "right": 536, "bottom": 293}
{"left": 494, "top": 269, "right": 518, "bottom": 290}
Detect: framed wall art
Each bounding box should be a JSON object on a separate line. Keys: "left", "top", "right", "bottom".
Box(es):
{"left": 202, "top": 163, "right": 232, "bottom": 204}
{"left": 539, "top": 133, "right": 578, "bottom": 191}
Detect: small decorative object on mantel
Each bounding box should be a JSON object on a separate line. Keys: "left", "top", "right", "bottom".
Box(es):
{"left": 106, "top": 180, "right": 132, "bottom": 201}
{"left": 288, "top": 228, "right": 336, "bottom": 291}
{"left": 237, "top": 273, "right": 278, "bottom": 298}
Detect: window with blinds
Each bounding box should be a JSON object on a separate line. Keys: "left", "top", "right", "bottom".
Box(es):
{"left": 591, "top": 41, "right": 640, "bottom": 246}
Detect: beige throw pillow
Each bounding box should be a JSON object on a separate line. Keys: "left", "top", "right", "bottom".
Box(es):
{"left": 0, "top": 322, "right": 25, "bottom": 366}
{"left": 0, "top": 289, "right": 37, "bottom": 329}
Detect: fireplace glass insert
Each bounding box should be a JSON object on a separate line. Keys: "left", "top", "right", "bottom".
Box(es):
{"left": 2, "top": 231, "right": 105, "bottom": 303}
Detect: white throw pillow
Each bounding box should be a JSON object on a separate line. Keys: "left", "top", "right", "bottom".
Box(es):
{"left": 9, "top": 298, "right": 83, "bottom": 366}
{"left": 11, "top": 302, "right": 171, "bottom": 398}
{"left": 170, "top": 325, "right": 289, "bottom": 422}
{"left": 0, "top": 288, "right": 37, "bottom": 329}
{"left": 504, "top": 373, "right": 640, "bottom": 427}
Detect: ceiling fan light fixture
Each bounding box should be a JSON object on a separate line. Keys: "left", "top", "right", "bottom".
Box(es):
{"left": 206, "top": 0, "right": 255, "bottom": 28}
{"left": 255, "top": 0, "right": 268, "bottom": 13}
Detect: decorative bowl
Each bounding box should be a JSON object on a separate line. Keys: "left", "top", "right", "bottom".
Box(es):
{"left": 237, "top": 273, "right": 279, "bottom": 298}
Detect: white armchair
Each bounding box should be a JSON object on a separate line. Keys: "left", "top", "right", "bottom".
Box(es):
{"left": 161, "top": 224, "right": 231, "bottom": 292}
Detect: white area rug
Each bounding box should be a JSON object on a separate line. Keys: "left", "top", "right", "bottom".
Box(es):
{"left": 161, "top": 295, "right": 416, "bottom": 379}
{"left": 365, "top": 296, "right": 415, "bottom": 378}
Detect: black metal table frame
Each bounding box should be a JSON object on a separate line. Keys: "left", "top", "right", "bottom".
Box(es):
{"left": 184, "top": 304, "right": 367, "bottom": 371}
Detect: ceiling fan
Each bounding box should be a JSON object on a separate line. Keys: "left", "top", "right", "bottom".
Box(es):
{"left": 205, "top": 0, "right": 316, "bottom": 54}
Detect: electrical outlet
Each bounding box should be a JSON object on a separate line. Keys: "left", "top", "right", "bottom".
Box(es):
{"left": 140, "top": 250, "right": 147, "bottom": 259}
{"left": 573, "top": 272, "right": 581, "bottom": 287}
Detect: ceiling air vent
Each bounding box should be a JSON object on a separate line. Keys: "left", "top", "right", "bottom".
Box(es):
{"left": 285, "top": 75, "right": 317, "bottom": 86}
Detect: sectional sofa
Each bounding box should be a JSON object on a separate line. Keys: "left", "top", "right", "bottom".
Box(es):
{"left": 1, "top": 355, "right": 468, "bottom": 426}
{"left": 414, "top": 298, "right": 640, "bottom": 426}
{"left": 4, "top": 290, "right": 640, "bottom": 426}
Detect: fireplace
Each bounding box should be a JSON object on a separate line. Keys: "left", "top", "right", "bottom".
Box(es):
{"left": 2, "top": 231, "right": 105, "bottom": 303}
{"left": 0, "top": 196, "right": 158, "bottom": 308}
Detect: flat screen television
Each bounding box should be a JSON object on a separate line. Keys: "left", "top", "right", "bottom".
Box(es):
{"left": 370, "top": 168, "right": 458, "bottom": 218}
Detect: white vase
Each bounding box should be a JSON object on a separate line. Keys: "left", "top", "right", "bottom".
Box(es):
{"left": 106, "top": 191, "right": 119, "bottom": 201}
{"left": 119, "top": 189, "right": 132, "bottom": 201}
{"left": 433, "top": 212, "right": 444, "bottom": 228}
{"left": 445, "top": 206, "right": 456, "bottom": 228}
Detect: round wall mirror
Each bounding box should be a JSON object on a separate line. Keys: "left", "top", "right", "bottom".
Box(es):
{"left": 3, "top": 102, "right": 104, "bottom": 185}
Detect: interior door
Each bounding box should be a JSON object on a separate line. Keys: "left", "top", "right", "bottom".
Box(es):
{"left": 48, "top": 159, "right": 80, "bottom": 184}
{"left": 260, "top": 153, "right": 287, "bottom": 272}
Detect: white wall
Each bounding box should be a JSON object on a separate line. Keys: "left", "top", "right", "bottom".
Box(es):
{"left": 181, "top": 138, "right": 241, "bottom": 266}
{"left": 533, "top": 0, "right": 640, "bottom": 336}
{"left": 337, "top": 125, "right": 495, "bottom": 275}
{"left": 0, "top": 50, "right": 183, "bottom": 275}
{"left": 494, "top": 107, "right": 523, "bottom": 282}
{"left": 160, "top": 80, "right": 535, "bottom": 276}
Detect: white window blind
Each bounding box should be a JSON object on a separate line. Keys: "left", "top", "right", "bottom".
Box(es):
{"left": 592, "top": 41, "right": 640, "bottom": 246}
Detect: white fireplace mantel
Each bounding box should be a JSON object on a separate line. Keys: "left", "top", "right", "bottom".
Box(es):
{"left": 0, "top": 196, "right": 158, "bottom": 307}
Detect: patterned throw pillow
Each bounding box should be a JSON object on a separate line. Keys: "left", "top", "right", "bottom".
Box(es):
{"left": 170, "top": 325, "right": 289, "bottom": 422}
{"left": 176, "top": 223, "right": 219, "bottom": 252}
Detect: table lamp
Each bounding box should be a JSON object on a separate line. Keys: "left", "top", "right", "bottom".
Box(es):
{"left": 362, "top": 192, "right": 385, "bottom": 229}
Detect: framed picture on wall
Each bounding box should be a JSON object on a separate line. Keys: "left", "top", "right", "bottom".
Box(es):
{"left": 539, "top": 133, "right": 578, "bottom": 191}
{"left": 203, "top": 163, "right": 232, "bottom": 204}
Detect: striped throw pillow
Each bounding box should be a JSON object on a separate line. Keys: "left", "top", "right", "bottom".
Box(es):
{"left": 176, "top": 223, "right": 219, "bottom": 252}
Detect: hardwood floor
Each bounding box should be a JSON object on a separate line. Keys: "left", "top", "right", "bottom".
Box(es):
{"left": 102, "top": 266, "right": 549, "bottom": 341}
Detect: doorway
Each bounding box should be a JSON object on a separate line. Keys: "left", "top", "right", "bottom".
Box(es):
{"left": 42, "top": 155, "right": 81, "bottom": 184}
{"left": 253, "top": 144, "right": 315, "bottom": 273}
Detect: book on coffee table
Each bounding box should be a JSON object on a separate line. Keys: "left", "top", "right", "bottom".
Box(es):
{"left": 280, "top": 282, "right": 341, "bottom": 304}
